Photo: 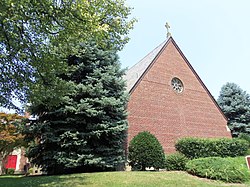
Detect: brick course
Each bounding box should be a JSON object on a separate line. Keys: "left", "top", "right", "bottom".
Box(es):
{"left": 127, "top": 38, "right": 231, "bottom": 154}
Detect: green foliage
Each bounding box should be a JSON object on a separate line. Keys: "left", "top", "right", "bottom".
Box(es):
{"left": 28, "top": 168, "right": 33, "bottom": 175}
{"left": 217, "top": 83, "right": 250, "bottom": 137}
{"left": 128, "top": 131, "right": 165, "bottom": 171}
{"left": 0, "top": 0, "right": 135, "bottom": 110}
{"left": 175, "top": 137, "right": 248, "bottom": 159}
{"left": 238, "top": 134, "right": 250, "bottom": 155}
{"left": 186, "top": 157, "right": 250, "bottom": 183}
{"left": 238, "top": 133, "right": 250, "bottom": 147}
{"left": 165, "top": 153, "right": 189, "bottom": 171}
{"left": 6, "top": 168, "right": 15, "bottom": 175}
{"left": 24, "top": 42, "right": 128, "bottom": 174}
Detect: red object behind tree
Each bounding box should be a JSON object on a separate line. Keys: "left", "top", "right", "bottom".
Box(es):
{"left": 5, "top": 155, "right": 17, "bottom": 169}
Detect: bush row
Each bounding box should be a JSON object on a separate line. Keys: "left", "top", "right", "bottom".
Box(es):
{"left": 165, "top": 153, "right": 189, "bottom": 171}
{"left": 128, "top": 132, "right": 250, "bottom": 183}
{"left": 164, "top": 154, "right": 250, "bottom": 183}
{"left": 175, "top": 137, "right": 248, "bottom": 159}
{"left": 186, "top": 157, "right": 250, "bottom": 183}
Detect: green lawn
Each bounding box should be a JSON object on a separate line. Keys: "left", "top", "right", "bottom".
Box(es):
{"left": 0, "top": 171, "right": 249, "bottom": 187}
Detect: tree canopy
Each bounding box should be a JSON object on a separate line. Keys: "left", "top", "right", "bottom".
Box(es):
{"left": 217, "top": 82, "right": 250, "bottom": 137}
{"left": 0, "top": 0, "right": 135, "bottom": 110}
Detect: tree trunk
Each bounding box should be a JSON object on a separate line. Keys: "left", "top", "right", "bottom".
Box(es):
{"left": 0, "top": 153, "right": 8, "bottom": 175}
{"left": 0, "top": 161, "right": 2, "bottom": 175}
{"left": 0, "top": 158, "right": 6, "bottom": 175}
{"left": 141, "top": 165, "right": 146, "bottom": 171}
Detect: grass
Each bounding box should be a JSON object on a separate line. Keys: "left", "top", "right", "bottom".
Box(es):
{"left": 0, "top": 171, "right": 249, "bottom": 187}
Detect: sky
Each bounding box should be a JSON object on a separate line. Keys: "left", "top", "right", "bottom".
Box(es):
{"left": 2, "top": 1, "right": 250, "bottom": 113}
{"left": 119, "top": 0, "right": 250, "bottom": 99}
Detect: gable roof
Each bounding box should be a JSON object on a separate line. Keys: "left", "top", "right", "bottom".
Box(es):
{"left": 124, "top": 40, "right": 167, "bottom": 92}
{"left": 124, "top": 37, "right": 228, "bottom": 121}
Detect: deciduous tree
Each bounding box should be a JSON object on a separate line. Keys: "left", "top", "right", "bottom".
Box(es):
{"left": 0, "top": 112, "right": 24, "bottom": 174}
{"left": 0, "top": 0, "right": 135, "bottom": 109}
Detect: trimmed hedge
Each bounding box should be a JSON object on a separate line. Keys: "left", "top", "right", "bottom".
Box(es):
{"left": 186, "top": 157, "right": 250, "bottom": 183}
{"left": 175, "top": 137, "right": 248, "bottom": 159}
{"left": 238, "top": 133, "right": 250, "bottom": 147}
{"left": 238, "top": 134, "right": 250, "bottom": 155}
{"left": 165, "top": 153, "right": 189, "bottom": 171}
{"left": 128, "top": 131, "right": 165, "bottom": 171}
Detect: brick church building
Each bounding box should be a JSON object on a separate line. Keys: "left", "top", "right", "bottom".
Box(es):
{"left": 124, "top": 37, "right": 231, "bottom": 153}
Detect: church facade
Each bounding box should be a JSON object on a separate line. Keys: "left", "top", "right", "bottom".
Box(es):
{"left": 124, "top": 37, "right": 231, "bottom": 153}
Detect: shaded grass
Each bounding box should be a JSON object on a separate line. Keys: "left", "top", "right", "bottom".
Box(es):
{"left": 0, "top": 171, "right": 248, "bottom": 187}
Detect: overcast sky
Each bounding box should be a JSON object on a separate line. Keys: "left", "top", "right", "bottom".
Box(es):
{"left": 119, "top": 0, "right": 250, "bottom": 99}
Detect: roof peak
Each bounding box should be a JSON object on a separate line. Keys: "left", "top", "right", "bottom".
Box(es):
{"left": 124, "top": 38, "right": 173, "bottom": 92}
{"left": 124, "top": 36, "right": 228, "bottom": 121}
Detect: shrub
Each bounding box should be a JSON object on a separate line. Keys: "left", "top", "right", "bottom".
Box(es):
{"left": 165, "top": 153, "right": 189, "bottom": 171}
{"left": 238, "top": 133, "right": 250, "bottom": 147}
{"left": 6, "top": 168, "right": 15, "bottom": 175}
{"left": 128, "top": 131, "right": 165, "bottom": 171}
{"left": 186, "top": 157, "right": 250, "bottom": 183}
{"left": 175, "top": 137, "right": 248, "bottom": 159}
{"left": 238, "top": 134, "right": 250, "bottom": 155}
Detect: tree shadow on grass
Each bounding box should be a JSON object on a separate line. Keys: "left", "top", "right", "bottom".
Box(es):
{"left": 0, "top": 174, "right": 91, "bottom": 187}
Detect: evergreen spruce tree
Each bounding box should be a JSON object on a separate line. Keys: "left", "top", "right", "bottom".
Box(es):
{"left": 25, "top": 42, "right": 128, "bottom": 174}
{"left": 217, "top": 82, "right": 250, "bottom": 137}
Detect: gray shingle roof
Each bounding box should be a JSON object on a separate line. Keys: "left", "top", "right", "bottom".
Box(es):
{"left": 124, "top": 40, "right": 167, "bottom": 92}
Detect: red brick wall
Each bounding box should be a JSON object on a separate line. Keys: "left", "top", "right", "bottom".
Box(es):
{"left": 127, "top": 40, "right": 231, "bottom": 154}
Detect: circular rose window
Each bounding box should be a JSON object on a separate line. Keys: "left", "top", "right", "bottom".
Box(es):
{"left": 171, "top": 77, "right": 184, "bottom": 93}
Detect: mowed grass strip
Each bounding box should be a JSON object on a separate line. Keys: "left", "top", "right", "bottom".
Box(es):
{"left": 0, "top": 171, "right": 248, "bottom": 187}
